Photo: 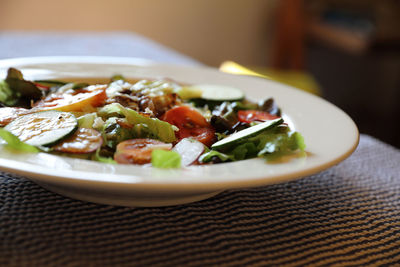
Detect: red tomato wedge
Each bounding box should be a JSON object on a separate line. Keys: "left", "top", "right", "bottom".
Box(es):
{"left": 34, "top": 85, "right": 107, "bottom": 112}
{"left": 162, "top": 105, "right": 215, "bottom": 147}
{"left": 237, "top": 110, "right": 280, "bottom": 123}
{"left": 52, "top": 128, "right": 103, "bottom": 154}
{"left": 114, "top": 139, "right": 172, "bottom": 165}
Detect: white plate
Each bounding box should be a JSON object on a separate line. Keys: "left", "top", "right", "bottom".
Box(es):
{"left": 0, "top": 56, "right": 359, "bottom": 207}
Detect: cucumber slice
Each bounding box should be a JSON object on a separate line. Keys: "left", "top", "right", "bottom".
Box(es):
{"left": 5, "top": 110, "right": 78, "bottom": 146}
{"left": 211, "top": 118, "right": 283, "bottom": 150}
{"left": 187, "top": 84, "right": 245, "bottom": 101}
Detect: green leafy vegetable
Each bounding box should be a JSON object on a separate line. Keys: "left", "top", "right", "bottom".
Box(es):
{"left": 132, "top": 123, "right": 157, "bottom": 139}
{"left": 72, "top": 83, "right": 89, "bottom": 90}
{"left": 5, "top": 68, "right": 43, "bottom": 104}
{"left": 231, "top": 100, "right": 258, "bottom": 111}
{"left": 92, "top": 148, "right": 116, "bottom": 164}
{"left": 200, "top": 125, "right": 305, "bottom": 163}
{"left": 251, "top": 127, "right": 305, "bottom": 156}
{"left": 102, "top": 118, "right": 135, "bottom": 149}
{"left": 0, "top": 128, "right": 39, "bottom": 153}
{"left": 151, "top": 149, "right": 181, "bottom": 169}
{"left": 98, "top": 103, "right": 176, "bottom": 143}
{"left": 230, "top": 142, "right": 258, "bottom": 160}
{"left": 198, "top": 150, "right": 232, "bottom": 163}
{"left": 0, "top": 68, "right": 45, "bottom": 108}
{"left": 0, "top": 80, "right": 18, "bottom": 106}
{"left": 259, "top": 131, "right": 306, "bottom": 161}
{"left": 110, "top": 74, "right": 126, "bottom": 82}
{"left": 77, "top": 113, "right": 97, "bottom": 128}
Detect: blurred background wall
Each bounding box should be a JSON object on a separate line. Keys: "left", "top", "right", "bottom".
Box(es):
{"left": 0, "top": 0, "right": 278, "bottom": 67}
{"left": 0, "top": 0, "right": 399, "bottom": 148}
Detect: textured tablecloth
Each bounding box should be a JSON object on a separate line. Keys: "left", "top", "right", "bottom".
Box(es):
{"left": 1, "top": 32, "right": 400, "bottom": 266}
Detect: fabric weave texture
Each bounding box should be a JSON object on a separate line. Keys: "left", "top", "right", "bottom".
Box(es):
{"left": 1, "top": 134, "right": 399, "bottom": 267}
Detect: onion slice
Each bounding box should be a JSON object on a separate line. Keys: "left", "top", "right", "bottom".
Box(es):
{"left": 173, "top": 138, "right": 204, "bottom": 167}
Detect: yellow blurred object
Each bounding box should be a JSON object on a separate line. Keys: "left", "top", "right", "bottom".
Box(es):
{"left": 219, "top": 61, "right": 321, "bottom": 96}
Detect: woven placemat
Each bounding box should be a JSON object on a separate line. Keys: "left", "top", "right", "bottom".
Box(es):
{"left": 1, "top": 134, "right": 399, "bottom": 267}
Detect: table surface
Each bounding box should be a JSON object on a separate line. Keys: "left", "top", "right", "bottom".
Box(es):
{"left": 1, "top": 31, "right": 400, "bottom": 267}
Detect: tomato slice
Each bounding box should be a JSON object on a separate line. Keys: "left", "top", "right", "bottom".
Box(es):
{"left": 53, "top": 128, "right": 103, "bottom": 154}
{"left": 34, "top": 85, "right": 107, "bottom": 112}
{"left": 237, "top": 110, "right": 280, "bottom": 123}
{"left": 114, "top": 138, "right": 172, "bottom": 165}
{"left": 162, "top": 105, "right": 215, "bottom": 147}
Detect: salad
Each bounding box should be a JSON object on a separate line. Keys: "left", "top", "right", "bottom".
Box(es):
{"left": 0, "top": 67, "right": 305, "bottom": 168}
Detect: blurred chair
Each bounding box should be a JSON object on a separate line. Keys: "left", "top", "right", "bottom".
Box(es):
{"left": 272, "top": 0, "right": 306, "bottom": 70}
{"left": 220, "top": 0, "right": 321, "bottom": 96}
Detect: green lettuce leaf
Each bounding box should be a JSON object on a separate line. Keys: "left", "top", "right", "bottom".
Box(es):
{"left": 0, "top": 80, "right": 19, "bottom": 106}
{"left": 251, "top": 127, "right": 305, "bottom": 157}
{"left": 230, "top": 142, "right": 258, "bottom": 160}
{"left": 102, "top": 117, "right": 136, "bottom": 149}
{"left": 200, "top": 125, "right": 305, "bottom": 163}
{"left": 77, "top": 113, "right": 97, "bottom": 128}
{"left": 0, "top": 128, "right": 39, "bottom": 153}
{"left": 198, "top": 150, "right": 232, "bottom": 163}
{"left": 92, "top": 148, "right": 116, "bottom": 164}
{"left": 151, "top": 149, "right": 181, "bottom": 169}
{"left": 258, "top": 131, "right": 306, "bottom": 161}
{"left": 4, "top": 68, "right": 43, "bottom": 108}
{"left": 98, "top": 103, "right": 176, "bottom": 143}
